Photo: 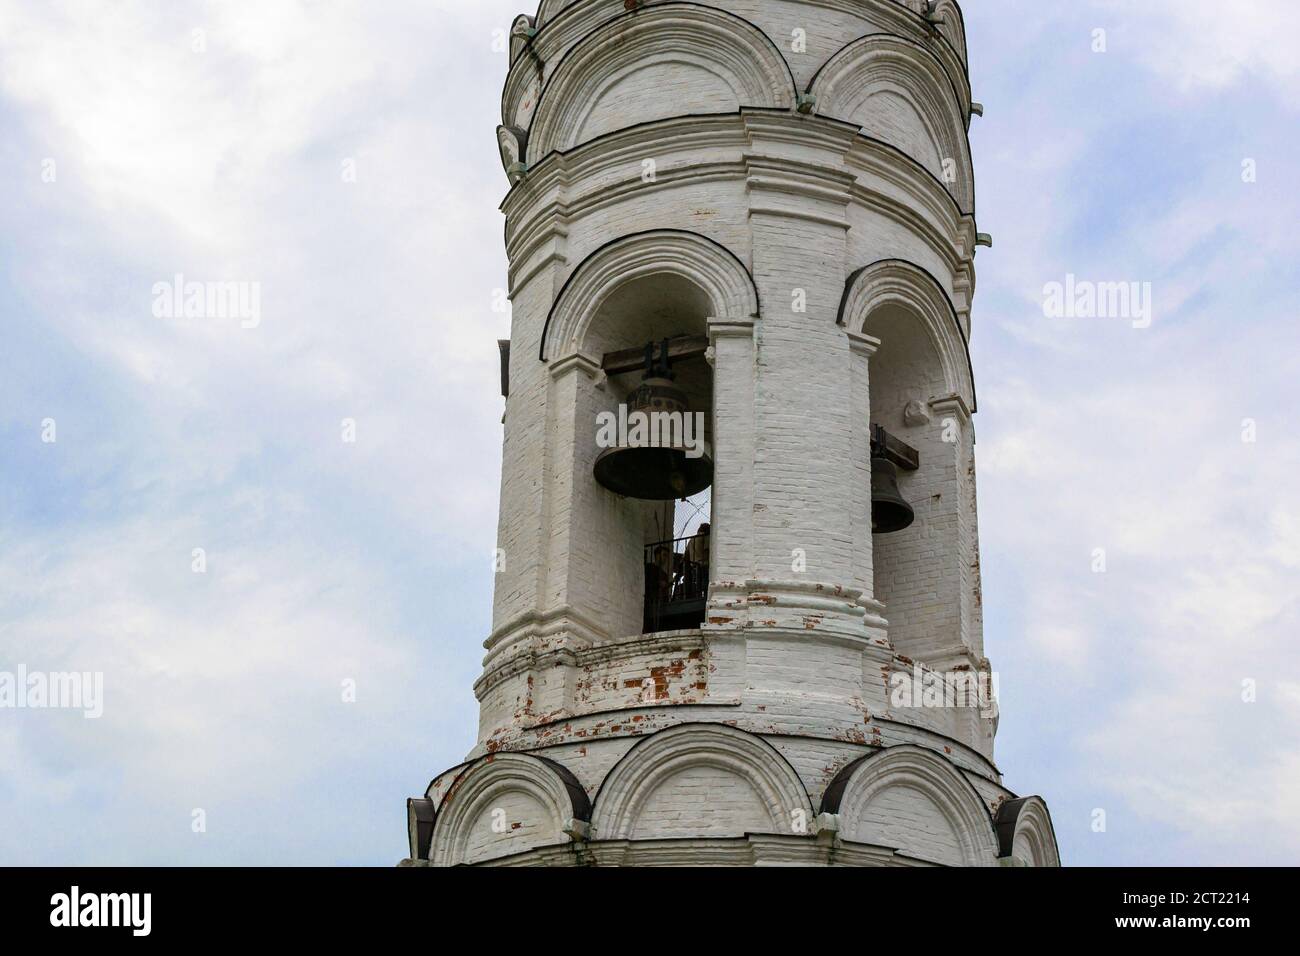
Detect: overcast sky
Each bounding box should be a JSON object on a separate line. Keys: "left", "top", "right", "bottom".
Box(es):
{"left": 1, "top": 0, "right": 1297, "bottom": 866}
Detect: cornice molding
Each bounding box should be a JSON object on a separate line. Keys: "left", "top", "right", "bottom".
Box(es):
{"left": 519, "top": 1, "right": 971, "bottom": 125}
{"left": 499, "top": 112, "right": 976, "bottom": 301}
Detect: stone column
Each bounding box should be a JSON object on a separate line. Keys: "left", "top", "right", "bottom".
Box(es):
{"left": 705, "top": 317, "right": 757, "bottom": 593}
{"left": 929, "top": 393, "right": 983, "bottom": 671}
{"left": 848, "top": 330, "right": 890, "bottom": 638}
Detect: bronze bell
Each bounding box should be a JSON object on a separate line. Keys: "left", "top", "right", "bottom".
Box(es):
{"left": 594, "top": 341, "right": 713, "bottom": 501}
{"left": 871, "top": 456, "right": 915, "bottom": 534}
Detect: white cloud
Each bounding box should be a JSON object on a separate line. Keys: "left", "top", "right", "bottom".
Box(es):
{"left": 979, "top": 294, "right": 1300, "bottom": 858}
{"left": 1100, "top": 0, "right": 1300, "bottom": 97}
{"left": 0, "top": 0, "right": 516, "bottom": 863}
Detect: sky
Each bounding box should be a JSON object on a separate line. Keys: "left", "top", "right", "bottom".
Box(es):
{"left": 0, "top": 0, "right": 1296, "bottom": 866}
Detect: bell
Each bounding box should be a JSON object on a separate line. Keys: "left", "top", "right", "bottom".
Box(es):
{"left": 594, "top": 341, "right": 713, "bottom": 501}
{"left": 871, "top": 457, "right": 915, "bottom": 534}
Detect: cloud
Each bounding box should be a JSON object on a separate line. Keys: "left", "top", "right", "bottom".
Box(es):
{"left": 1098, "top": 0, "right": 1300, "bottom": 97}
{"left": 0, "top": 0, "right": 519, "bottom": 863}
{"left": 967, "top": 0, "right": 1300, "bottom": 864}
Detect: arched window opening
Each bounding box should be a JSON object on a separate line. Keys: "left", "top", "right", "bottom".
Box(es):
{"left": 586, "top": 273, "right": 716, "bottom": 637}
{"left": 864, "top": 302, "right": 958, "bottom": 659}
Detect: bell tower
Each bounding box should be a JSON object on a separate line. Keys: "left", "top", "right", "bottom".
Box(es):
{"left": 404, "top": 0, "right": 1060, "bottom": 867}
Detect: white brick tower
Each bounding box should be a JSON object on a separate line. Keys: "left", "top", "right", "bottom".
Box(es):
{"left": 405, "top": 0, "right": 1060, "bottom": 867}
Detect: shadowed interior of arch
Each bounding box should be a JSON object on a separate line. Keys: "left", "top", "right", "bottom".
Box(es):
{"left": 864, "top": 302, "right": 959, "bottom": 661}
{"left": 588, "top": 272, "right": 716, "bottom": 637}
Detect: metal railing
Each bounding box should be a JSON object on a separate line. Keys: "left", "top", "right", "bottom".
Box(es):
{"left": 643, "top": 532, "right": 710, "bottom": 634}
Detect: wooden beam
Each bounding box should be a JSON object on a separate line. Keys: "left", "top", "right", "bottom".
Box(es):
{"left": 602, "top": 335, "right": 710, "bottom": 376}
{"left": 872, "top": 425, "right": 920, "bottom": 472}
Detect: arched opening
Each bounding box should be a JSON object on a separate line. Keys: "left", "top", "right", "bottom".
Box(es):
{"left": 864, "top": 302, "right": 959, "bottom": 660}
{"left": 538, "top": 229, "right": 756, "bottom": 643}
{"left": 585, "top": 272, "right": 716, "bottom": 636}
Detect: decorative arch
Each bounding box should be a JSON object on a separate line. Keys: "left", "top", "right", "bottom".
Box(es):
{"left": 810, "top": 34, "right": 972, "bottom": 212}
{"left": 927, "top": 0, "right": 969, "bottom": 65}
{"left": 995, "top": 796, "right": 1062, "bottom": 867}
{"left": 526, "top": 3, "right": 797, "bottom": 164}
{"left": 540, "top": 229, "right": 759, "bottom": 361}
{"left": 838, "top": 258, "right": 975, "bottom": 411}
{"left": 534, "top": 0, "right": 568, "bottom": 29}
{"left": 591, "top": 724, "right": 814, "bottom": 841}
{"left": 429, "top": 752, "right": 591, "bottom": 866}
{"left": 821, "top": 745, "right": 998, "bottom": 866}
{"left": 508, "top": 13, "right": 536, "bottom": 65}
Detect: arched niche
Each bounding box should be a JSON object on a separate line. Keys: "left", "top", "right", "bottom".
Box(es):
{"left": 929, "top": 0, "right": 969, "bottom": 65}
{"left": 995, "top": 796, "right": 1062, "bottom": 867}
{"left": 821, "top": 745, "right": 998, "bottom": 866}
{"left": 584, "top": 270, "right": 717, "bottom": 464}
{"left": 542, "top": 230, "right": 756, "bottom": 640}
{"left": 591, "top": 724, "right": 814, "bottom": 840}
{"left": 542, "top": 229, "right": 759, "bottom": 362}
{"left": 810, "top": 34, "right": 973, "bottom": 212}
{"left": 842, "top": 260, "right": 974, "bottom": 663}
{"left": 429, "top": 753, "right": 590, "bottom": 866}
{"left": 526, "top": 3, "right": 796, "bottom": 164}
{"left": 862, "top": 296, "right": 952, "bottom": 659}
{"left": 838, "top": 259, "right": 973, "bottom": 409}
{"left": 587, "top": 270, "right": 718, "bottom": 589}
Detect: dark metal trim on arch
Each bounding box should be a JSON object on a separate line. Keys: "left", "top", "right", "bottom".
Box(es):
{"left": 994, "top": 795, "right": 1060, "bottom": 861}
{"left": 538, "top": 228, "right": 760, "bottom": 362}
{"left": 994, "top": 796, "right": 1032, "bottom": 857}
{"left": 430, "top": 751, "right": 592, "bottom": 828}
{"left": 836, "top": 258, "right": 977, "bottom": 413}
{"left": 406, "top": 797, "right": 436, "bottom": 860}
{"left": 534, "top": 753, "right": 594, "bottom": 823}
{"left": 819, "top": 753, "right": 873, "bottom": 816}
{"left": 818, "top": 743, "right": 998, "bottom": 834}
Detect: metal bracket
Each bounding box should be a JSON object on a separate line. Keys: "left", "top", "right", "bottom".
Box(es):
{"left": 602, "top": 334, "right": 709, "bottom": 376}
